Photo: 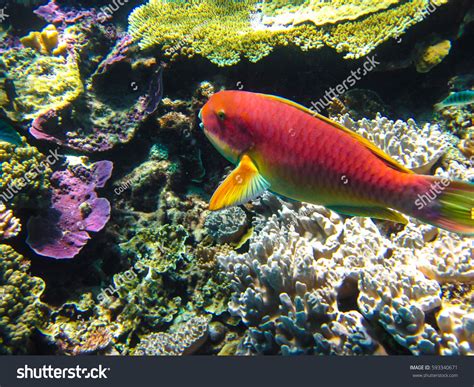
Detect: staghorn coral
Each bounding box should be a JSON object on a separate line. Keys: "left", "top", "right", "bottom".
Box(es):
{"left": 128, "top": 0, "right": 447, "bottom": 66}
{"left": 20, "top": 24, "right": 67, "bottom": 56}
{"left": 0, "top": 245, "right": 47, "bottom": 354}
{"left": 0, "top": 140, "right": 52, "bottom": 208}
{"left": 0, "top": 204, "right": 21, "bottom": 240}
{"left": 134, "top": 315, "right": 210, "bottom": 355}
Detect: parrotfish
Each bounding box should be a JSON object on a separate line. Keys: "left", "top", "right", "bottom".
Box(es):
{"left": 199, "top": 90, "right": 474, "bottom": 235}
{"left": 434, "top": 90, "right": 474, "bottom": 110}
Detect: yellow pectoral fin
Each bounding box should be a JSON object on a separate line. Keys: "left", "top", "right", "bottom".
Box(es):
{"left": 209, "top": 154, "right": 270, "bottom": 211}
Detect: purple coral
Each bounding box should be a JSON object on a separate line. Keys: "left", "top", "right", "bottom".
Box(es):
{"left": 26, "top": 160, "right": 113, "bottom": 259}
{"left": 34, "top": 1, "right": 106, "bottom": 25}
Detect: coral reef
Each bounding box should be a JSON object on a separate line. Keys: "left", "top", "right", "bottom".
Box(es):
{"left": 0, "top": 48, "right": 83, "bottom": 122}
{"left": 0, "top": 140, "right": 52, "bottom": 208}
{"left": 26, "top": 158, "right": 113, "bottom": 259}
{"left": 128, "top": 0, "right": 447, "bottom": 66}
{"left": 1, "top": 8, "right": 162, "bottom": 152}
{"left": 120, "top": 224, "right": 188, "bottom": 274}
{"left": 220, "top": 195, "right": 473, "bottom": 355}
{"left": 0, "top": 245, "right": 47, "bottom": 354}
{"left": 134, "top": 316, "right": 210, "bottom": 355}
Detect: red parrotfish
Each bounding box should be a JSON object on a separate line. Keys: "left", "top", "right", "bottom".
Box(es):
{"left": 199, "top": 90, "right": 474, "bottom": 235}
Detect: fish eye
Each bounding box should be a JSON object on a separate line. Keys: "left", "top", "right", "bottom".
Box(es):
{"left": 217, "top": 110, "right": 226, "bottom": 121}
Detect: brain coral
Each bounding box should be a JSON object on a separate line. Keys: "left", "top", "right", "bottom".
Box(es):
{"left": 128, "top": 0, "right": 448, "bottom": 66}
{"left": 0, "top": 245, "right": 47, "bottom": 354}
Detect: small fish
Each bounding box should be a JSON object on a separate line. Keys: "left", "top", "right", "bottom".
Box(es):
{"left": 200, "top": 91, "right": 474, "bottom": 235}
{"left": 0, "top": 120, "right": 22, "bottom": 146}
{"left": 434, "top": 90, "right": 474, "bottom": 110}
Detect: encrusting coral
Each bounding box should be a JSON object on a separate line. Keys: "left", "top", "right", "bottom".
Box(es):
{"left": 128, "top": 0, "right": 448, "bottom": 66}
{"left": 20, "top": 24, "right": 67, "bottom": 56}
{"left": 0, "top": 245, "right": 47, "bottom": 354}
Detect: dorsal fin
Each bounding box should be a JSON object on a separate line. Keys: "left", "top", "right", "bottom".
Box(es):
{"left": 260, "top": 93, "right": 413, "bottom": 174}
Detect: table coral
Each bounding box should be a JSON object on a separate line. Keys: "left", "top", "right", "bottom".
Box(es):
{"left": 128, "top": 0, "right": 448, "bottom": 66}
{"left": 0, "top": 245, "right": 47, "bottom": 354}
{"left": 260, "top": 0, "right": 400, "bottom": 27}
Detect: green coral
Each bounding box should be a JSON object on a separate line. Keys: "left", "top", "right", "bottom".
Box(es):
{"left": 0, "top": 47, "right": 83, "bottom": 122}
{"left": 120, "top": 224, "right": 188, "bottom": 273}
{"left": 0, "top": 141, "right": 52, "bottom": 208}
{"left": 128, "top": 0, "right": 448, "bottom": 66}
{"left": 0, "top": 245, "right": 47, "bottom": 354}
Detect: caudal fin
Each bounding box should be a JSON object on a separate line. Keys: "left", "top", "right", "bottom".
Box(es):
{"left": 414, "top": 177, "right": 474, "bottom": 235}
